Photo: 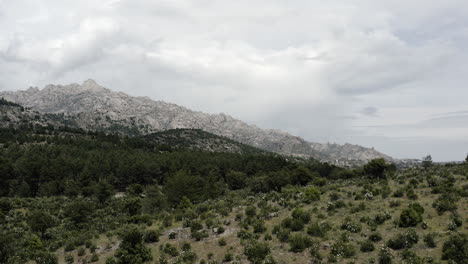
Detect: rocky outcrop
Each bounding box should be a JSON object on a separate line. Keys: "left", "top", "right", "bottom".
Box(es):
{"left": 0, "top": 80, "right": 395, "bottom": 165}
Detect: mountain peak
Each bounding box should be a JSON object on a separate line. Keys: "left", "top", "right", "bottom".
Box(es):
{"left": 0, "top": 81, "right": 395, "bottom": 166}
{"left": 80, "top": 79, "right": 108, "bottom": 92}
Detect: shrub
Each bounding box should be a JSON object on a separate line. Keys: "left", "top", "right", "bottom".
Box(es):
{"left": 307, "top": 222, "right": 329, "bottom": 238}
{"left": 360, "top": 240, "right": 375, "bottom": 252}
{"left": 161, "top": 243, "right": 179, "bottom": 257}
{"left": 423, "top": 233, "right": 437, "bottom": 248}
{"left": 441, "top": 233, "right": 468, "bottom": 263}
{"left": 90, "top": 253, "right": 99, "bottom": 262}
{"left": 223, "top": 253, "right": 233, "bottom": 262}
{"left": 291, "top": 208, "right": 311, "bottom": 223}
{"left": 34, "top": 251, "right": 58, "bottom": 264}
{"left": 331, "top": 241, "right": 355, "bottom": 258}
{"left": 369, "top": 232, "right": 383, "bottom": 242}
{"left": 401, "top": 249, "right": 421, "bottom": 264}
{"left": 309, "top": 239, "right": 322, "bottom": 260}
{"left": 245, "top": 206, "right": 257, "bottom": 217}
{"left": 276, "top": 228, "right": 290, "bottom": 243}
{"left": 252, "top": 219, "right": 266, "bottom": 233}
{"left": 399, "top": 204, "right": 424, "bottom": 227}
{"left": 378, "top": 247, "right": 393, "bottom": 264}
{"left": 65, "top": 254, "right": 74, "bottom": 264}
{"left": 105, "top": 256, "right": 117, "bottom": 264}
{"left": 289, "top": 233, "right": 312, "bottom": 253}
{"left": 304, "top": 187, "right": 321, "bottom": 203}
{"left": 374, "top": 212, "right": 391, "bottom": 225}
{"left": 386, "top": 229, "right": 419, "bottom": 250}
{"left": 192, "top": 230, "right": 209, "bottom": 241}
{"left": 218, "top": 238, "right": 227, "bottom": 246}
{"left": 78, "top": 247, "right": 86, "bottom": 256}
{"left": 432, "top": 193, "right": 458, "bottom": 214}
{"left": 340, "top": 217, "right": 362, "bottom": 233}
{"left": 393, "top": 189, "right": 404, "bottom": 198}
{"left": 244, "top": 241, "right": 271, "bottom": 264}
{"left": 143, "top": 229, "right": 160, "bottom": 243}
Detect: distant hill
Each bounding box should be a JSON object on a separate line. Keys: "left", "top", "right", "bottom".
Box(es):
{"left": 0, "top": 80, "right": 395, "bottom": 166}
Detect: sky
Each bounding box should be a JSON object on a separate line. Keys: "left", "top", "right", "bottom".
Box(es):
{"left": 1, "top": 0, "right": 468, "bottom": 161}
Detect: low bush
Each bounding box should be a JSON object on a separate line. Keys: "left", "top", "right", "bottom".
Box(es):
{"left": 441, "top": 233, "right": 468, "bottom": 263}
{"left": 386, "top": 229, "right": 419, "bottom": 250}
{"left": 289, "top": 233, "right": 312, "bottom": 253}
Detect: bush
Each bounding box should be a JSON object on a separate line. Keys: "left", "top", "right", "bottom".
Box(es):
{"left": 360, "top": 240, "right": 375, "bottom": 252}
{"left": 340, "top": 217, "right": 362, "bottom": 233}
{"left": 289, "top": 233, "right": 312, "bottom": 253}
{"left": 386, "top": 229, "right": 419, "bottom": 250}
{"left": 330, "top": 241, "right": 356, "bottom": 258}
{"left": 304, "top": 187, "right": 321, "bottom": 203}
{"left": 399, "top": 204, "right": 424, "bottom": 227}
{"left": 252, "top": 219, "right": 266, "bottom": 233}
{"left": 192, "top": 230, "right": 208, "bottom": 241}
{"left": 400, "top": 249, "right": 422, "bottom": 264}
{"left": 223, "top": 253, "right": 233, "bottom": 262}
{"left": 423, "top": 233, "right": 437, "bottom": 248}
{"left": 378, "top": 247, "right": 393, "bottom": 264}
{"left": 307, "top": 222, "right": 329, "bottom": 238}
{"left": 34, "top": 251, "right": 58, "bottom": 264}
{"left": 78, "top": 247, "right": 86, "bottom": 256}
{"left": 309, "top": 239, "right": 322, "bottom": 260}
{"left": 291, "top": 208, "right": 311, "bottom": 223}
{"left": 245, "top": 206, "right": 257, "bottom": 217}
{"left": 90, "top": 253, "right": 99, "bottom": 262}
{"left": 432, "top": 193, "right": 458, "bottom": 214}
{"left": 65, "top": 254, "right": 74, "bottom": 264}
{"left": 143, "top": 229, "right": 160, "bottom": 243}
{"left": 369, "top": 232, "right": 383, "bottom": 242}
{"left": 244, "top": 241, "right": 271, "bottom": 264}
{"left": 218, "top": 238, "right": 226, "bottom": 246}
{"left": 161, "top": 243, "right": 179, "bottom": 257}
{"left": 442, "top": 233, "right": 468, "bottom": 263}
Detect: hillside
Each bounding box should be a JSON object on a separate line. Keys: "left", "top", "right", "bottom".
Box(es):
{"left": 0, "top": 124, "right": 466, "bottom": 263}
{"left": 0, "top": 102, "right": 467, "bottom": 264}
{"left": 0, "top": 80, "right": 395, "bottom": 166}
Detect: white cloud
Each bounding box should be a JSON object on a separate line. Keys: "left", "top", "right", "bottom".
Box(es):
{"left": 1, "top": 0, "right": 468, "bottom": 160}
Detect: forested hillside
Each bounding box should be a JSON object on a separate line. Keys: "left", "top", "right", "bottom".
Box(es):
{"left": 0, "top": 100, "right": 467, "bottom": 264}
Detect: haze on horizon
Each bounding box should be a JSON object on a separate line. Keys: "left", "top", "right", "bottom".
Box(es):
{"left": 1, "top": 0, "right": 468, "bottom": 161}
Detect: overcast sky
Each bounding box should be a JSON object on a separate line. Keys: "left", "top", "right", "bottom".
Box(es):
{"left": 1, "top": 0, "right": 468, "bottom": 161}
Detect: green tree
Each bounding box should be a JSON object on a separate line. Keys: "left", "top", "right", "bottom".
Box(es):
{"left": 64, "top": 200, "right": 94, "bottom": 225}
{"left": 290, "top": 166, "right": 314, "bottom": 185}
{"left": 164, "top": 170, "right": 204, "bottom": 205}
{"left": 95, "top": 180, "right": 114, "bottom": 204}
{"left": 225, "top": 170, "right": 247, "bottom": 190}
{"left": 363, "top": 158, "right": 389, "bottom": 179}
{"left": 28, "top": 211, "right": 57, "bottom": 236}
{"left": 422, "top": 155, "right": 433, "bottom": 169}
{"left": 142, "top": 185, "right": 167, "bottom": 214}
{"left": 115, "top": 228, "right": 153, "bottom": 264}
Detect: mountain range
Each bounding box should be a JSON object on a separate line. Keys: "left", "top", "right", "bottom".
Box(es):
{"left": 0, "top": 79, "right": 395, "bottom": 166}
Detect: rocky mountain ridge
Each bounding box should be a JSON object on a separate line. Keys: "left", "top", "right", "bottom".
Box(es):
{"left": 0, "top": 79, "right": 395, "bottom": 166}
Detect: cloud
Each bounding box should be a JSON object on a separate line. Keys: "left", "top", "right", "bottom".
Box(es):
{"left": 360, "top": 107, "right": 379, "bottom": 117}
{"left": 1, "top": 0, "right": 468, "bottom": 160}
